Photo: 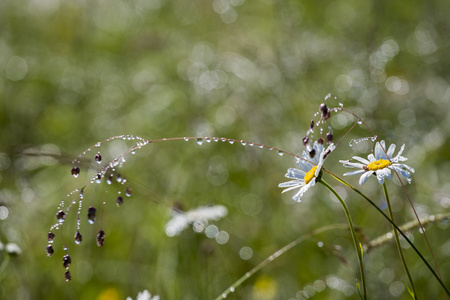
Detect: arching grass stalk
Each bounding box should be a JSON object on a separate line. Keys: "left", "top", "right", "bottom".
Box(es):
{"left": 318, "top": 178, "right": 367, "bottom": 299}
{"left": 382, "top": 182, "right": 417, "bottom": 299}
{"left": 215, "top": 223, "right": 350, "bottom": 300}
{"left": 326, "top": 171, "right": 450, "bottom": 296}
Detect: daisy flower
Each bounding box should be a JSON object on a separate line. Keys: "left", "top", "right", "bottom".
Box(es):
{"left": 279, "top": 141, "right": 335, "bottom": 202}
{"left": 339, "top": 140, "right": 415, "bottom": 185}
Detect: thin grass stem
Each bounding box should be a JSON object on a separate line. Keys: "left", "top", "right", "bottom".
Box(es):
{"left": 382, "top": 182, "right": 417, "bottom": 299}
{"left": 214, "top": 223, "right": 350, "bottom": 300}
{"left": 326, "top": 170, "right": 449, "bottom": 296}
{"left": 318, "top": 178, "right": 367, "bottom": 300}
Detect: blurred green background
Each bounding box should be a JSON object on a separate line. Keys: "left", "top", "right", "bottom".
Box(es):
{"left": 1, "top": 0, "right": 449, "bottom": 299}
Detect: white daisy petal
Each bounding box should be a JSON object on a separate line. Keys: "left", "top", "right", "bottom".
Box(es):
{"left": 280, "top": 141, "right": 333, "bottom": 202}
{"left": 359, "top": 171, "right": 373, "bottom": 185}
{"left": 387, "top": 143, "right": 396, "bottom": 158}
{"left": 343, "top": 170, "right": 366, "bottom": 176}
{"left": 367, "top": 153, "right": 376, "bottom": 162}
{"left": 374, "top": 141, "right": 385, "bottom": 159}
{"left": 352, "top": 156, "right": 371, "bottom": 165}
{"left": 341, "top": 161, "right": 366, "bottom": 169}
{"left": 285, "top": 168, "right": 306, "bottom": 180}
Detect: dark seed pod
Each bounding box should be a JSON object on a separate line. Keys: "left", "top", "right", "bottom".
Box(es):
{"left": 310, "top": 119, "right": 314, "bottom": 130}
{"left": 48, "top": 232, "right": 55, "bottom": 242}
{"left": 309, "top": 149, "right": 316, "bottom": 159}
{"left": 64, "top": 270, "right": 72, "bottom": 282}
{"left": 319, "top": 103, "right": 328, "bottom": 113}
{"left": 326, "top": 133, "right": 333, "bottom": 144}
{"left": 56, "top": 210, "right": 66, "bottom": 222}
{"left": 96, "top": 230, "right": 105, "bottom": 247}
{"left": 74, "top": 231, "right": 82, "bottom": 245}
{"left": 116, "top": 196, "right": 124, "bottom": 207}
{"left": 62, "top": 254, "right": 71, "bottom": 268}
{"left": 317, "top": 137, "right": 324, "bottom": 145}
{"left": 94, "top": 153, "right": 102, "bottom": 164}
{"left": 71, "top": 166, "right": 80, "bottom": 177}
{"left": 87, "top": 206, "right": 96, "bottom": 224}
{"left": 46, "top": 245, "right": 54, "bottom": 257}
{"left": 302, "top": 136, "right": 309, "bottom": 146}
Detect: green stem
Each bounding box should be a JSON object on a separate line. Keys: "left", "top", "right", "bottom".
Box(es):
{"left": 215, "top": 224, "right": 350, "bottom": 300}
{"left": 318, "top": 178, "right": 367, "bottom": 300}
{"left": 326, "top": 171, "right": 450, "bottom": 296}
{"left": 382, "top": 182, "right": 417, "bottom": 299}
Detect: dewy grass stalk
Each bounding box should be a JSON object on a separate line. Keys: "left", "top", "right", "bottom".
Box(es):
{"left": 327, "top": 171, "right": 450, "bottom": 296}
{"left": 382, "top": 182, "right": 417, "bottom": 299}
{"left": 318, "top": 178, "right": 367, "bottom": 300}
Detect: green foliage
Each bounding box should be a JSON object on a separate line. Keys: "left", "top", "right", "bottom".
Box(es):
{"left": 1, "top": 0, "right": 449, "bottom": 299}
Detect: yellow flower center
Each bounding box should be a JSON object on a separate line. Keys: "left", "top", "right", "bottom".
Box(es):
{"left": 304, "top": 166, "right": 318, "bottom": 184}
{"left": 367, "top": 159, "right": 391, "bottom": 171}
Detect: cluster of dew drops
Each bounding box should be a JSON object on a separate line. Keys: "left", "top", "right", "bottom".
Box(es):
{"left": 45, "top": 135, "right": 144, "bottom": 281}
{"left": 302, "top": 94, "right": 344, "bottom": 159}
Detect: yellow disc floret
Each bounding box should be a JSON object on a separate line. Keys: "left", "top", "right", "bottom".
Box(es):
{"left": 304, "top": 166, "right": 318, "bottom": 184}
{"left": 367, "top": 159, "right": 391, "bottom": 171}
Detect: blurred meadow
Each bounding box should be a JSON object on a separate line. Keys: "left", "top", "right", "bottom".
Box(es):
{"left": 1, "top": 0, "right": 450, "bottom": 299}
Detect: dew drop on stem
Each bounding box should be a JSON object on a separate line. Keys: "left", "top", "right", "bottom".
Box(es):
{"left": 56, "top": 210, "right": 65, "bottom": 223}
{"left": 116, "top": 196, "right": 123, "bottom": 207}
{"left": 87, "top": 206, "right": 96, "bottom": 224}
{"left": 94, "top": 153, "right": 102, "bottom": 164}
{"left": 196, "top": 138, "right": 203, "bottom": 145}
{"left": 48, "top": 232, "right": 55, "bottom": 242}
{"left": 97, "top": 230, "right": 105, "bottom": 247}
{"left": 64, "top": 270, "right": 72, "bottom": 282}
{"left": 125, "top": 187, "right": 132, "bottom": 197}
{"left": 62, "top": 254, "right": 71, "bottom": 268}
{"left": 46, "top": 245, "right": 54, "bottom": 257}
{"left": 74, "top": 231, "right": 82, "bottom": 244}
{"left": 71, "top": 166, "right": 80, "bottom": 178}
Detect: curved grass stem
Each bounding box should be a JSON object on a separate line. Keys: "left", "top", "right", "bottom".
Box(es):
{"left": 326, "top": 170, "right": 450, "bottom": 296}
{"left": 382, "top": 182, "right": 417, "bottom": 299}
{"left": 214, "top": 224, "right": 350, "bottom": 300}
{"left": 318, "top": 178, "right": 367, "bottom": 300}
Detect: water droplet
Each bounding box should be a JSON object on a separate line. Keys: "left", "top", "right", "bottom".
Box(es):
{"left": 71, "top": 166, "right": 80, "bottom": 178}
{"left": 222, "top": 293, "right": 227, "bottom": 298}
{"left": 46, "top": 245, "right": 54, "bottom": 257}
{"left": 277, "top": 150, "right": 283, "bottom": 156}
{"left": 196, "top": 138, "right": 203, "bottom": 145}
{"left": 309, "top": 149, "right": 316, "bottom": 158}
{"left": 62, "top": 254, "right": 72, "bottom": 268}
{"left": 74, "top": 231, "right": 82, "bottom": 245}
{"left": 116, "top": 196, "right": 124, "bottom": 207}
{"left": 213, "top": 137, "right": 219, "bottom": 142}
{"left": 371, "top": 136, "right": 377, "bottom": 142}
{"left": 96, "top": 230, "right": 105, "bottom": 247}
{"left": 184, "top": 137, "right": 189, "bottom": 141}
{"left": 357, "top": 119, "right": 362, "bottom": 125}
{"left": 125, "top": 187, "right": 132, "bottom": 197}
{"left": 248, "top": 142, "right": 254, "bottom": 147}
{"left": 95, "top": 153, "right": 102, "bottom": 164}
{"left": 48, "top": 232, "right": 55, "bottom": 242}
{"left": 303, "top": 136, "right": 309, "bottom": 146}
{"left": 131, "top": 150, "right": 136, "bottom": 155}
{"left": 326, "top": 133, "right": 333, "bottom": 144}
{"left": 240, "top": 140, "right": 247, "bottom": 146}
{"left": 56, "top": 210, "right": 65, "bottom": 223}
{"left": 64, "top": 270, "right": 72, "bottom": 282}
{"left": 95, "top": 173, "right": 102, "bottom": 183}
{"left": 205, "top": 137, "right": 211, "bottom": 143}
{"left": 230, "top": 287, "right": 235, "bottom": 293}
{"left": 63, "top": 244, "right": 68, "bottom": 251}
{"left": 106, "top": 174, "right": 113, "bottom": 185}
{"left": 79, "top": 188, "right": 84, "bottom": 199}
{"left": 116, "top": 173, "right": 122, "bottom": 183}
{"left": 269, "top": 147, "right": 273, "bottom": 151}
{"left": 87, "top": 206, "right": 96, "bottom": 224}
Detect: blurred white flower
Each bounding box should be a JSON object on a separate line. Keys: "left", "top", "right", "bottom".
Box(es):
{"left": 279, "top": 141, "right": 335, "bottom": 202}
{"left": 126, "top": 290, "right": 160, "bottom": 300}
{"left": 165, "top": 205, "right": 228, "bottom": 237}
{"left": 340, "top": 140, "right": 414, "bottom": 185}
